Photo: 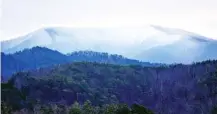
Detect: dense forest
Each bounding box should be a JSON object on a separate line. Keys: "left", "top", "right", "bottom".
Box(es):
{"left": 1, "top": 60, "right": 217, "bottom": 114}
{"left": 1, "top": 47, "right": 159, "bottom": 80}
{"left": 2, "top": 98, "right": 154, "bottom": 114}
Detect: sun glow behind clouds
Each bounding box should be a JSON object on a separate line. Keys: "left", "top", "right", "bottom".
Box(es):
{"left": 1, "top": 0, "right": 217, "bottom": 41}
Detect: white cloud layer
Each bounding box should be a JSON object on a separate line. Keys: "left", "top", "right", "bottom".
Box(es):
{"left": 1, "top": 0, "right": 217, "bottom": 41}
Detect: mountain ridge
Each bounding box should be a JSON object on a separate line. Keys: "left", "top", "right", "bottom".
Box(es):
{"left": 1, "top": 46, "right": 160, "bottom": 80}
{"left": 1, "top": 25, "right": 217, "bottom": 63}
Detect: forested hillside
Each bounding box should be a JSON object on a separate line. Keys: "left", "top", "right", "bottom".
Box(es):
{"left": 2, "top": 60, "right": 217, "bottom": 114}
{"left": 1, "top": 47, "right": 158, "bottom": 80}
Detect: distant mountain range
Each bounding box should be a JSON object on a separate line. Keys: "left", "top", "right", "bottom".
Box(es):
{"left": 1, "top": 47, "right": 159, "bottom": 80}
{"left": 1, "top": 25, "right": 217, "bottom": 64}
{"left": 1, "top": 25, "right": 217, "bottom": 114}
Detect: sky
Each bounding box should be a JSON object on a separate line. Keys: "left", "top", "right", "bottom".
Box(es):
{"left": 0, "top": 0, "right": 217, "bottom": 41}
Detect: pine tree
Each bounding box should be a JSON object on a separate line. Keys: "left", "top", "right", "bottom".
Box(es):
{"left": 1, "top": 102, "right": 12, "bottom": 114}
{"left": 82, "top": 100, "right": 94, "bottom": 114}
{"left": 131, "top": 104, "right": 154, "bottom": 114}
{"left": 212, "top": 106, "right": 217, "bottom": 114}
{"left": 69, "top": 101, "right": 82, "bottom": 114}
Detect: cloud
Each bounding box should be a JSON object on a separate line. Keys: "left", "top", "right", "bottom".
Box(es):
{"left": 1, "top": 0, "right": 217, "bottom": 41}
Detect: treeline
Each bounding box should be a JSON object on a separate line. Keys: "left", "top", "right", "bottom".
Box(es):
{"left": 2, "top": 100, "right": 154, "bottom": 114}
{"left": 1, "top": 82, "right": 154, "bottom": 114}
{"left": 1, "top": 46, "right": 159, "bottom": 80}
{"left": 2, "top": 60, "right": 217, "bottom": 114}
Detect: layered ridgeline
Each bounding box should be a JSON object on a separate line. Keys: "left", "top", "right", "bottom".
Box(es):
{"left": 2, "top": 25, "right": 217, "bottom": 64}
{"left": 1, "top": 47, "right": 159, "bottom": 80}
{"left": 2, "top": 60, "right": 217, "bottom": 114}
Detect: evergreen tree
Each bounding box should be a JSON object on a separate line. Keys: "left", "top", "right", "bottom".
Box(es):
{"left": 82, "top": 100, "right": 94, "bottom": 114}
{"left": 40, "top": 104, "right": 54, "bottom": 114}
{"left": 69, "top": 101, "right": 82, "bottom": 114}
{"left": 131, "top": 104, "right": 154, "bottom": 114}
{"left": 116, "top": 104, "right": 131, "bottom": 114}
{"left": 102, "top": 104, "right": 118, "bottom": 114}
{"left": 1, "top": 102, "right": 12, "bottom": 114}
{"left": 212, "top": 106, "right": 217, "bottom": 114}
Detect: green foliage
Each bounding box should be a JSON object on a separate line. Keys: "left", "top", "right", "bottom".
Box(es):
{"left": 116, "top": 104, "right": 131, "bottom": 114}
{"left": 201, "top": 71, "right": 217, "bottom": 97}
{"left": 2, "top": 100, "right": 154, "bottom": 114}
{"left": 82, "top": 100, "right": 95, "bottom": 114}
{"left": 1, "top": 102, "right": 12, "bottom": 114}
{"left": 1, "top": 82, "right": 26, "bottom": 111}
{"left": 56, "top": 104, "right": 68, "bottom": 114}
{"left": 131, "top": 104, "right": 154, "bottom": 114}
{"left": 2, "top": 60, "right": 217, "bottom": 114}
{"left": 69, "top": 102, "right": 82, "bottom": 114}
{"left": 212, "top": 106, "right": 217, "bottom": 114}
{"left": 40, "top": 105, "right": 54, "bottom": 114}
{"left": 103, "top": 104, "right": 118, "bottom": 114}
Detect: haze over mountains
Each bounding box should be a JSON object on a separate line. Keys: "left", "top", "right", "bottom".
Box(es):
{"left": 1, "top": 47, "right": 160, "bottom": 80}
{"left": 1, "top": 25, "right": 217, "bottom": 64}
{"left": 1, "top": 25, "right": 217, "bottom": 114}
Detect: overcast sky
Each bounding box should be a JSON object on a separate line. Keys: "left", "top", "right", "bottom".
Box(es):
{"left": 1, "top": 0, "right": 217, "bottom": 41}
